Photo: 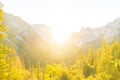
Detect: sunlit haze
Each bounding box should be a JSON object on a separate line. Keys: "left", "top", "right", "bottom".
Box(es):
{"left": 2, "top": 0, "right": 120, "bottom": 44}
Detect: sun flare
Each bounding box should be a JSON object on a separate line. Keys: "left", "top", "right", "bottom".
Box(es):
{"left": 51, "top": 28, "right": 70, "bottom": 44}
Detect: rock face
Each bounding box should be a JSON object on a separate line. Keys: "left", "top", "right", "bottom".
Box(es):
{"left": 32, "top": 24, "right": 54, "bottom": 43}
{"left": 3, "top": 13, "right": 54, "bottom": 50}
{"left": 68, "top": 18, "right": 120, "bottom": 48}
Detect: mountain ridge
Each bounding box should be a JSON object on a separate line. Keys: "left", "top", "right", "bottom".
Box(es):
{"left": 2, "top": 12, "right": 120, "bottom": 67}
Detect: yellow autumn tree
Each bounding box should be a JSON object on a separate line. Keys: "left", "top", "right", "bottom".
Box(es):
{"left": 0, "top": 2, "right": 15, "bottom": 80}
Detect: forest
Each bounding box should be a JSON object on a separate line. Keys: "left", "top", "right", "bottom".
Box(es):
{"left": 0, "top": 3, "right": 120, "bottom": 80}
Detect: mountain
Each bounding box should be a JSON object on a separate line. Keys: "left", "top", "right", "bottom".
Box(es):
{"left": 2, "top": 13, "right": 54, "bottom": 68}
{"left": 67, "top": 18, "right": 120, "bottom": 49}
{"left": 2, "top": 12, "right": 120, "bottom": 66}
{"left": 32, "top": 24, "right": 55, "bottom": 43}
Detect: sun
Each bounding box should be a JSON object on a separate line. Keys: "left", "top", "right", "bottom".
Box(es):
{"left": 51, "top": 28, "right": 69, "bottom": 44}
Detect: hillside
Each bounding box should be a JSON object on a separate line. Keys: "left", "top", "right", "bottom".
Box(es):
{"left": 2, "top": 13, "right": 120, "bottom": 67}
{"left": 2, "top": 13, "right": 53, "bottom": 68}
{"left": 68, "top": 18, "right": 120, "bottom": 49}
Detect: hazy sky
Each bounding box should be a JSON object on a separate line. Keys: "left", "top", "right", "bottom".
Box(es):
{"left": 1, "top": 0, "right": 120, "bottom": 43}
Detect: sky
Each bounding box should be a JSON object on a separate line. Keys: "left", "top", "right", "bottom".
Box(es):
{"left": 1, "top": 0, "right": 120, "bottom": 43}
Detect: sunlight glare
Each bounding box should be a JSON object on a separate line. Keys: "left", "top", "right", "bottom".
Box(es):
{"left": 51, "top": 28, "right": 70, "bottom": 44}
